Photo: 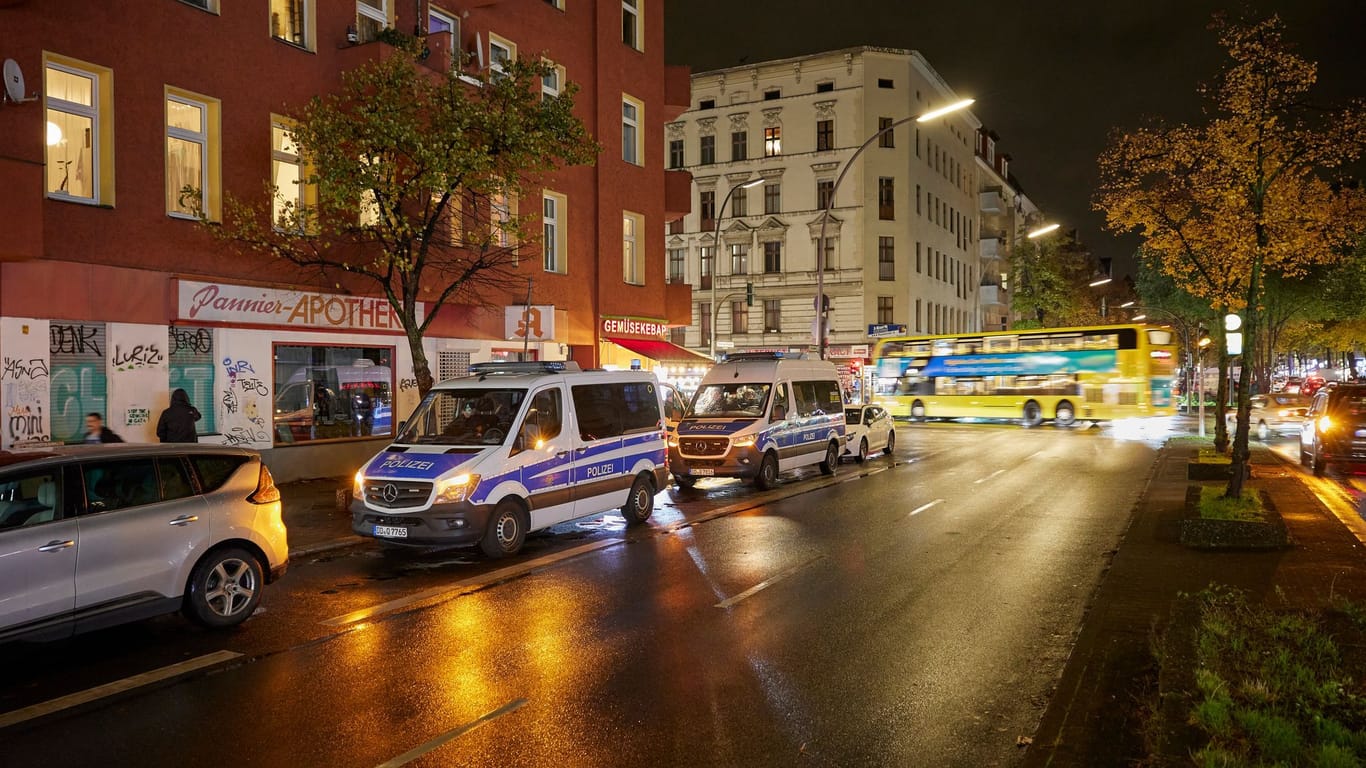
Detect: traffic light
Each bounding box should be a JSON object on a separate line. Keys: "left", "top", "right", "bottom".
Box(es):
{"left": 746, "top": 281, "right": 754, "bottom": 307}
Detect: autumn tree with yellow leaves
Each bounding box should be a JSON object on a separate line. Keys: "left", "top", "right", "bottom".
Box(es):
{"left": 1095, "top": 14, "right": 1366, "bottom": 497}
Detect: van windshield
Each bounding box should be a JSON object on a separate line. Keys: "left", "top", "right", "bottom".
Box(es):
{"left": 688, "top": 383, "right": 771, "bottom": 418}
{"left": 397, "top": 388, "right": 527, "bottom": 446}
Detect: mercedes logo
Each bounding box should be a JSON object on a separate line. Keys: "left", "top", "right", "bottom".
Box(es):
{"left": 381, "top": 483, "right": 399, "bottom": 503}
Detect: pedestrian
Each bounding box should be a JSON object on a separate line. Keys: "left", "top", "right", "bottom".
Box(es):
{"left": 84, "top": 412, "right": 124, "bottom": 444}
{"left": 156, "top": 388, "right": 202, "bottom": 443}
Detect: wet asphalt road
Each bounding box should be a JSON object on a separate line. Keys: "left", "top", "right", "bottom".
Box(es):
{"left": 0, "top": 421, "right": 1169, "bottom": 767}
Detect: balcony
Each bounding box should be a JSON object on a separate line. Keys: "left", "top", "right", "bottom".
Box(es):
{"left": 665, "top": 170, "right": 692, "bottom": 220}
{"left": 979, "top": 190, "right": 1004, "bottom": 214}
{"left": 980, "top": 237, "right": 1001, "bottom": 260}
{"left": 979, "top": 284, "right": 1006, "bottom": 307}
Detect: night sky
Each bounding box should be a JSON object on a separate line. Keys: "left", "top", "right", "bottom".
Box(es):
{"left": 664, "top": 0, "right": 1366, "bottom": 279}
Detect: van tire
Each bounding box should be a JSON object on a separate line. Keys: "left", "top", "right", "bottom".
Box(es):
{"left": 674, "top": 474, "right": 697, "bottom": 489}
{"left": 1054, "top": 400, "right": 1076, "bottom": 427}
{"left": 1022, "top": 401, "right": 1042, "bottom": 427}
{"left": 183, "top": 547, "right": 264, "bottom": 628}
{"left": 820, "top": 441, "right": 839, "bottom": 475}
{"left": 754, "top": 453, "right": 779, "bottom": 490}
{"left": 481, "top": 500, "right": 526, "bottom": 559}
{"left": 621, "top": 473, "right": 655, "bottom": 525}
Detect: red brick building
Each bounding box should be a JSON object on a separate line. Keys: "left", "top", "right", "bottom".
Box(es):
{"left": 0, "top": 0, "right": 692, "bottom": 479}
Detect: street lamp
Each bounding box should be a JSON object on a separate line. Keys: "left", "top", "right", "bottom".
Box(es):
{"left": 709, "top": 177, "right": 766, "bottom": 358}
{"left": 815, "top": 98, "right": 975, "bottom": 359}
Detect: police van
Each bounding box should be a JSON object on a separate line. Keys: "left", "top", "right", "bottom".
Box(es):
{"left": 668, "top": 352, "right": 845, "bottom": 490}
{"left": 351, "top": 362, "right": 669, "bottom": 558}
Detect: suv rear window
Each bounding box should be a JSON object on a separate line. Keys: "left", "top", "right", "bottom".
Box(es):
{"left": 191, "top": 454, "right": 251, "bottom": 493}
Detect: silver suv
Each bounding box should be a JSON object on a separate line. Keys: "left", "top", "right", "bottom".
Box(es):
{"left": 0, "top": 444, "right": 289, "bottom": 642}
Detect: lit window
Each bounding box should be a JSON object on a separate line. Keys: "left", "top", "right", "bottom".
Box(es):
{"left": 269, "top": 0, "right": 310, "bottom": 48}
{"left": 271, "top": 119, "right": 310, "bottom": 231}
{"left": 427, "top": 8, "right": 458, "bottom": 64}
{"left": 44, "top": 60, "right": 105, "bottom": 204}
{"left": 764, "top": 126, "right": 781, "bottom": 157}
{"left": 623, "top": 211, "right": 644, "bottom": 284}
{"left": 622, "top": 95, "right": 642, "bottom": 165}
{"left": 622, "top": 0, "right": 642, "bottom": 50}
{"left": 492, "top": 191, "right": 514, "bottom": 248}
{"left": 356, "top": 0, "right": 388, "bottom": 43}
{"left": 166, "top": 92, "right": 213, "bottom": 219}
{"left": 543, "top": 191, "right": 567, "bottom": 273}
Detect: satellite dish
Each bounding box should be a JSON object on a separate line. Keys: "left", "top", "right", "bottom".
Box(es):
{"left": 3, "top": 59, "right": 28, "bottom": 104}
{"left": 473, "top": 32, "right": 485, "bottom": 69}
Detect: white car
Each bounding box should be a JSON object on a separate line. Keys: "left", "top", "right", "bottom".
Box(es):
{"left": 842, "top": 405, "right": 895, "bottom": 463}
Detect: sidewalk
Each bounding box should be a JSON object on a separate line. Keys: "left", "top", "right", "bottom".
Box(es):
{"left": 1024, "top": 441, "right": 1366, "bottom": 766}
{"left": 277, "top": 475, "right": 363, "bottom": 557}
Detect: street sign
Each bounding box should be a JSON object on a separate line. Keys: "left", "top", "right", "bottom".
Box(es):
{"left": 867, "top": 323, "right": 907, "bottom": 337}
{"left": 716, "top": 340, "right": 735, "bottom": 349}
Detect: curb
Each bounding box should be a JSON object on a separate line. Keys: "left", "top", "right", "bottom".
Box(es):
{"left": 289, "top": 536, "right": 367, "bottom": 558}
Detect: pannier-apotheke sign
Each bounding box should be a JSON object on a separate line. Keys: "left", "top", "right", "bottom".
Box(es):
{"left": 176, "top": 280, "right": 422, "bottom": 331}
{"left": 601, "top": 315, "right": 668, "bottom": 339}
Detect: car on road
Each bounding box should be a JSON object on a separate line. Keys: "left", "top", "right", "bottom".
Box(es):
{"left": 1283, "top": 377, "right": 1303, "bottom": 394}
{"left": 1300, "top": 383, "right": 1366, "bottom": 476}
{"left": 842, "top": 405, "right": 895, "bottom": 463}
{"left": 0, "top": 444, "right": 288, "bottom": 643}
{"left": 1226, "top": 393, "right": 1309, "bottom": 440}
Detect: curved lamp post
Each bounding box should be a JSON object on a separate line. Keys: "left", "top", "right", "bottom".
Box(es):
{"left": 814, "top": 98, "right": 974, "bottom": 360}
{"left": 709, "top": 177, "right": 765, "bottom": 359}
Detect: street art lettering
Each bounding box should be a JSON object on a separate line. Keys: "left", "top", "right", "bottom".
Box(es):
{"left": 222, "top": 387, "right": 239, "bottom": 415}
{"left": 49, "top": 363, "right": 104, "bottom": 444}
{"left": 398, "top": 377, "right": 419, "bottom": 391}
{"left": 221, "top": 426, "right": 269, "bottom": 446}
{"left": 2, "top": 357, "right": 49, "bottom": 381}
{"left": 236, "top": 377, "right": 269, "bottom": 396}
{"left": 112, "top": 343, "right": 166, "bottom": 370}
{"left": 50, "top": 324, "right": 103, "bottom": 356}
{"left": 6, "top": 404, "right": 48, "bottom": 445}
{"left": 169, "top": 326, "right": 213, "bottom": 356}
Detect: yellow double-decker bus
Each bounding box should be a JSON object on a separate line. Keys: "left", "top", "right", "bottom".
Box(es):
{"left": 870, "top": 324, "right": 1177, "bottom": 426}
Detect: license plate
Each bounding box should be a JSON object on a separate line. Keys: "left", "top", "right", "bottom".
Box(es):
{"left": 693, "top": 468, "right": 715, "bottom": 476}
{"left": 374, "top": 525, "right": 408, "bottom": 538}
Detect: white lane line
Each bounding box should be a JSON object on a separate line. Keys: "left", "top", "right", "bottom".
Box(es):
{"left": 906, "top": 499, "right": 944, "bottom": 518}
{"left": 1025, "top": 451, "right": 1043, "bottom": 462}
{"left": 0, "top": 650, "right": 242, "bottom": 730}
{"left": 974, "top": 469, "right": 1007, "bottom": 484}
{"left": 715, "top": 554, "right": 825, "bottom": 609}
{"left": 376, "top": 698, "right": 528, "bottom": 768}
{"left": 321, "top": 539, "right": 621, "bottom": 627}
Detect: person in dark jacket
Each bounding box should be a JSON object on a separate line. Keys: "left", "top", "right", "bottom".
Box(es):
{"left": 156, "top": 388, "right": 202, "bottom": 443}
{"left": 84, "top": 412, "right": 124, "bottom": 444}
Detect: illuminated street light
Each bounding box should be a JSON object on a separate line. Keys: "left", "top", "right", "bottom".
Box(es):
{"left": 1026, "top": 223, "right": 1059, "bottom": 239}
{"left": 1120, "top": 300, "right": 1136, "bottom": 308}
{"left": 1088, "top": 275, "right": 1113, "bottom": 288}
{"left": 815, "top": 98, "right": 975, "bottom": 359}
{"left": 1131, "top": 314, "right": 1147, "bottom": 322}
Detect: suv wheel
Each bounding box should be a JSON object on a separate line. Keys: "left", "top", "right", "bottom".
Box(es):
{"left": 184, "top": 547, "right": 264, "bottom": 628}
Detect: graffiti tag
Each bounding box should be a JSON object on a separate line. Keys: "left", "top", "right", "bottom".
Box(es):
{"left": 112, "top": 343, "right": 166, "bottom": 370}
{"left": 50, "top": 324, "right": 102, "bottom": 356}
{"left": 169, "top": 326, "right": 213, "bottom": 356}
{"left": 2, "top": 357, "right": 49, "bottom": 381}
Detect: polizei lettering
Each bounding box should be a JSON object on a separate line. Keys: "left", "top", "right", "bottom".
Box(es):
{"left": 380, "top": 458, "right": 436, "bottom": 471}
{"left": 585, "top": 463, "right": 616, "bottom": 478}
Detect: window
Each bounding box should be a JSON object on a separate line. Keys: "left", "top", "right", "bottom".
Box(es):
{"left": 764, "top": 299, "right": 781, "bottom": 332}
{"left": 877, "top": 296, "right": 893, "bottom": 325}
{"left": 489, "top": 35, "right": 515, "bottom": 81}
{"left": 816, "top": 179, "right": 834, "bottom": 210}
{"left": 699, "top": 189, "right": 716, "bottom": 230}
{"left": 622, "top": 95, "right": 642, "bottom": 164}
{"left": 517, "top": 388, "right": 563, "bottom": 452}
{"left": 878, "top": 117, "right": 894, "bottom": 148}
{"left": 190, "top": 454, "right": 248, "bottom": 493}
{"left": 428, "top": 8, "right": 458, "bottom": 64}
{"left": 700, "top": 246, "right": 714, "bottom": 289}
{"left": 816, "top": 119, "right": 833, "bottom": 152}
{"left": 541, "top": 61, "right": 564, "bottom": 99}
{"left": 668, "top": 139, "right": 684, "bottom": 169}
{"left": 668, "top": 247, "right": 686, "bottom": 283}
{"left": 270, "top": 0, "right": 310, "bottom": 47}
{"left": 878, "top": 237, "right": 894, "bottom": 280}
{"left": 699, "top": 98, "right": 715, "bottom": 110}
{"left": 272, "top": 344, "right": 394, "bottom": 443}
{"left": 731, "top": 130, "right": 747, "bottom": 161}
{"left": 542, "top": 192, "right": 566, "bottom": 273}
{"left": 878, "top": 177, "right": 894, "bottom": 220}
{"left": 44, "top": 57, "right": 111, "bottom": 204}
{"left": 763, "top": 241, "right": 782, "bottom": 273}
{"left": 0, "top": 467, "right": 60, "bottom": 530}
{"left": 763, "top": 182, "right": 780, "bottom": 214}
{"left": 356, "top": 0, "right": 389, "bottom": 43}
{"left": 166, "top": 91, "right": 218, "bottom": 219}
{"left": 731, "top": 186, "right": 748, "bottom": 217}
{"left": 623, "top": 211, "right": 644, "bottom": 284}
{"left": 730, "top": 243, "right": 749, "bottom": 275}
{"left": 763, "top": 89, "right": 781, "bottom": 100}
{"left": 158, "top": 458, "right": 195, "bottom": 502}
{"left": 916, "top": 184, "right": 921, "bottom": 215}
{"left": 915, "top": 127, "right": 921, "bottom": 158}
{"left": 699, "top": 302, "right": 712, "bottom": 341}
{"left": 815, "top": 81, "right": 834, "bottom": 93}
{"left": 877, "top": 78, "right": 894, "bottom": 89}
{"left": 916, "top": 298, "right": 922, "bottom": 332}
{"left": 763, "top": 126, "right": 781, "bottom": 157}
{"left": 819, "top": 237, "right": 835, "bottom": 271}
{"left": 731, "top": 300, "right": 749, "bottom": 334}
{"left": 491, "top": 191, "right": 514, "bottom": 247}
{"left": 699, "top": 134, "right": 715, "bottom": 165}
{"left": 81, "top": 459, "right": 160, "bottom": 512}
{"left": 916, "top": 241, "right": 922, "bottom": 272}
{"left": 573, "top": 382, "right": 661, "bottom": 440}
{"left": 622, "top": 0, "right": 642, "bottom": 50}
{"left": 271, "top": 119, "right": 309, "bottom": 231}
{"left": 670, "top": 327, "right": 686, "bottom": 346}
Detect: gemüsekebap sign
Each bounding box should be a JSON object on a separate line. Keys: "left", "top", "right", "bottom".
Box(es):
{"left": 176, "top": 280, "right": 422, "bottom": 331}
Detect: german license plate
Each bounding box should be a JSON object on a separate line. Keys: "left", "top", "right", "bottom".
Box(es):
{"left": 374, "top": 525, "right": 408, "bottom": 538}
{"left": 692, "top": 468, "right": 715, "bottom": 476}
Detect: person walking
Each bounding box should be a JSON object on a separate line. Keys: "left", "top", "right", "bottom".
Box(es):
{"left": 156, "top": 388, "right": 202, "bottom": 443}
{"left": 84, "top": 412, "right": 124, "bottom": 443}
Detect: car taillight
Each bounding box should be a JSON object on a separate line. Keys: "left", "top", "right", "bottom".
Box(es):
{"left": 248, "top": 463, "right": 282, "bottom": 505}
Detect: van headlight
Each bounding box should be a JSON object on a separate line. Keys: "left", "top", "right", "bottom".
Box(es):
{"left": 668, "top": 434, "right": 680, "bottom": 448}
{"left": 353, "top": 469, "right": 365, "bottom": 500}
{"left": 731, "top": 435, "right": 757, "bottom": 448}
{"left": 436, "top": 474, "right": 480, "bottom": 504}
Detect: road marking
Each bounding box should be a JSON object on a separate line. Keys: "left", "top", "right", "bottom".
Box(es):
{"left": 974, "top": 469, "right": 1007, "bottom": 484}
{"left": 715, "top": 554, "right": 825, "bottom": 609}
{"left": 906, "top": 499, "right": 944, "bottom": 518}
{"left": 376, "top": 698, "right": 527, "bottom": 768}
{"left": 321, "top": 540, "right": 621, "bottom": 626}
{"left": 1025, "top": 451, "right": 1043, "bottom": 461}
{"left": 0, "top": 650, "right": 242, "bottom": 730}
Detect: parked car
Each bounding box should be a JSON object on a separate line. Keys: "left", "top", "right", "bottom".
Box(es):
{"left": 0, "top": 444, "right": 288, "bottom": 643}
{"left": 1300, "top": 383, "right": 1366, "bottom": 476}
{"left": 1226, "top": 393, "right": 1310, "bottom": 440}
{"left": 842, "top": 405, "right": 895, "bottom": 463}
{"left": 1283, "top": 377, "right": 1303, "bottom": 394}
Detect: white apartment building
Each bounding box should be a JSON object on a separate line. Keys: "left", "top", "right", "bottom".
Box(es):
{"left": 665, "top": 47, "right": 982, "bottom": 374}
{"left": 975, "top": 129, "right": 1041, "bottom": 331}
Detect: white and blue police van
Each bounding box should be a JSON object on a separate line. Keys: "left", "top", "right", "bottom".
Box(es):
{"left": 667, "top": 352, "right": 845, "bottom": 490}
{"left": 351, "top": 362, "right": 669, "bottom": 558}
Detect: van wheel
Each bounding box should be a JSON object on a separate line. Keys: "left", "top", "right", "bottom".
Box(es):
{"left": 1022, "top": 401, "right": 1042, "bottom": 427}
{"left": 621, "top": 474, "right": 655, "bottom": 526}
{"left": 820, "top": 441, "right": 839, "bottom": 475}
{"left": 1054, "top": 400, "right": 1076, "bottom": 427}
{"left": 481, "top": 501, "right": 526, "bottom": 559}
{"left": 183, "top": 547, "right": 263, "bottom": 628}
{"left": 911, "top": 400, "right": 926, "bottom": 421}
{"left": 674, "top": 474, "right": 697, "bottom": 489}
{"left": 754, "top": 453, "right": 779, "bottom": 490}
{"left": 855, "top": 438, "right": 868, "bottom": 464}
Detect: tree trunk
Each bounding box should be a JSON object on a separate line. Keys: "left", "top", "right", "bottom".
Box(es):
{"left": 1214, "top": 335, "right": 1230, "bottom": 454}
{"left": 406, "top": 324, "right": 435, "bottom": 399}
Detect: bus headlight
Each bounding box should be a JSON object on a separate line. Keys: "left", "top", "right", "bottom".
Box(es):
{"left": 437, "top": 473, "right": 480, "bottom": 503}
{"left": 731, "top": 435, "right": 757, "bottom": 448}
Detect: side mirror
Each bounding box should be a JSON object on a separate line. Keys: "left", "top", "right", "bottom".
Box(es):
{"left": 771, "top": 405, "right": 786, "bottom": 422}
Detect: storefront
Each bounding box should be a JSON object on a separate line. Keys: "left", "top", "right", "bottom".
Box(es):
{"left": 599, "top": 315, "right": 713, "bottom": 397}
{"left": 824, "top": 344, "right": 871, "bottom": 403}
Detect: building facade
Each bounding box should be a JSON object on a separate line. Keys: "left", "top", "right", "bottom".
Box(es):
{"left": 974, "top": 128, "right": 1040, "bottom": 332}
{"left": 0, "top": 0, "right": 690, "bottom": 479}
{"left": 665, "top": 46, "right": 982, "bottom": 391}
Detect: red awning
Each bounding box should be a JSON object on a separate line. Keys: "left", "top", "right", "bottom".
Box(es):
{"left": 606, "top": 337, "right": 713, "bottom": 365}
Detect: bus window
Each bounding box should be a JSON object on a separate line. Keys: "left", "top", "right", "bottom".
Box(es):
{"left": 1147, "top": 329, "right": 1173, "bottom": 346}
{"left": 984, "top": 335, "right": 1017, "bottom": 352}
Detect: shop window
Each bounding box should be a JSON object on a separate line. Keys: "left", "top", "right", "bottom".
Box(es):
{"left": 272, "top": 345, "right": 394, "bottom": 444}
